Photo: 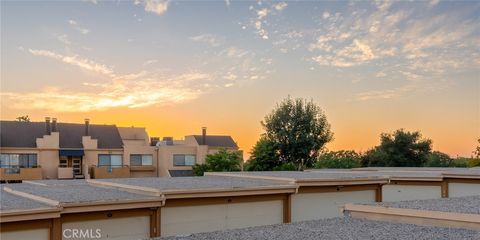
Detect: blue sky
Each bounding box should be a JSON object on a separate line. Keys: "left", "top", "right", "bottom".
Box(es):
{"left": 1, "top": 0, "right": 479, "bottom": 156}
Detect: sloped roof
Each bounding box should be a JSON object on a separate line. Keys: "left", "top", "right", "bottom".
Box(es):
{"left": 0, "top": 121, "right": 123, "bottom": 149}
{"left": 192, "top": 135, "right": 238, "bottom": 148}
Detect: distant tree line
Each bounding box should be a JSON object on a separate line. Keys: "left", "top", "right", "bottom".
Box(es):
{"left": 193, "top": 97, "right": 479, "bottom": 176}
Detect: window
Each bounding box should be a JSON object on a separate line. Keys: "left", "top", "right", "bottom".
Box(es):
{"left": 0, "top": 154, "right": 37, "bottom": 174}
{"left": 98, "top": 154, "right": 123, "bottom": 172}
{"left": 0, "top": 154, "right": 37, "bottom": 168}
{"left": 130, "top": 154, "right": 153, "bottom": 166}
{"left": 173, "top": 154, "right": 196, "bottom": 166}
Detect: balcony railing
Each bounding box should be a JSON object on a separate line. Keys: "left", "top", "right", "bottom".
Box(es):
{"left": 0, "top": 167, "right": 43, "bottom": 181}
{"left": 90, "top": 165, "right": 130, "bottom": 179}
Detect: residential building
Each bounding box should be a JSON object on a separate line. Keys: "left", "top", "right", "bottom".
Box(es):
{"left": 0, "top": 118, "right": 240, "bottom": 181}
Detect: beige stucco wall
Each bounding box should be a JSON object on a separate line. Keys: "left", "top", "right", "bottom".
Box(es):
{"left": 62, "top": 216, "right": 150, "bottom": 240}
{"left": 448, "top": 182, "right": 480, "bottom": 197}
{"left": 291, "top": 190, "right": 376, "bottom": 222}
{"left": 36, "top": 132, "right": 59, "bottom": 149}
{"left": 2, "top": 228, "right": 49, "bottom": 240}
{"left": 157, "top": 145, "right": 197, "bottom": 177}
{"left": 123, "top": 144, "right": 157, "bottom": 177}
{"left": 161, "top": 200, "right": 283, "bottom": 237}
{"left": 39, "top": 150, "right": 60, "bottom": 179}
{"left": 382, "top": 184, "right": 442, "bottom": 202}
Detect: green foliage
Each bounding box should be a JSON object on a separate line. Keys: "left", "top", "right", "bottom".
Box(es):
{"left": 315, "top": 150, "right": 361, "bottom": 169}
{"left": 272, "top": 162, "right": 297, "bottom": 171}
{"left": 192, "top": 163, "right": 209, "bottom": 176}
{"left": 468, "top": 158, "right": 480, "bottom": 167}
{"left": 262, "top": 97, "right": 333, "bottom": 170}
{"left": 244, "top": 137, "right": 280, "bottom": 171}
{"left": 424, "top": 151, "right": 453, "bottom": 167}
{"left": 16, "top": 115, "right": 30, "bottom": 122}
{"left": 362, "top": 129, "right": 432, "bottom": 167}
{"left": 475, "top": 139, "right": 480, "bottom": 158}
{"left": 192, "top": 149, "right": 242, "bottom": 176}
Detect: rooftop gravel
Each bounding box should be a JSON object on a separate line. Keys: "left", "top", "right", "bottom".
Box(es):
{"left": 369, "top": 195, "right": 480, "bottom": 214}
{"left": 156, "top": 217, "right": 480, "bottom": 240}
{"left": 98, "top": 176, "right": 292, "bottom": 191}
{"left": 0, "top": 187, "right": 52, "bottom": 211}
{"left": 209, "top": 171, "right": 388, "bottom": 180}
{"left": 6, "top": 180, "right": 155, "bottom": 204}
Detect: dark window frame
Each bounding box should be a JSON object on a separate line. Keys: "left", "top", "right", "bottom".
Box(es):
{"left": 173, "top": 154, "right": 196, "bottom": 166}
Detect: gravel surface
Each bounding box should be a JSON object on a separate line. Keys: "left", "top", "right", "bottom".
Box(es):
{"left": 0, "top": 187, "right": 52, "bottom": 211}
{"left": 209, "top": 171, "right": 388, "bottom": 180}
{"left": 369, "top": 195, "right": 480, "bottom": 214}
{"left": 99, "top": 176, "right": 291, "bottom": 191}
{"left": 155, "top": 217, "right": 480, "bottom": 240}
{"left": 6, "top": 181, "right": 155, "bottom": 204}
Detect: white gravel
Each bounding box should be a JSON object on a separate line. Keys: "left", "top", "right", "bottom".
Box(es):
{"left": 155, "top": 217, "right": 480, "bottom": 240}
{"left": 370, "top": 195, "right": 480, "bottom": 214}
{"left": 6, "top": 181, "right": 156, "bottom": 204}
{"left": 0, "top": 187, "right": 52, "bottom": 211}
{"left": 99, "top": 176, "right": 291, "bottom": 190}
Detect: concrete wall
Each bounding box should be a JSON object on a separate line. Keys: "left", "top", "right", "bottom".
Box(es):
{"left": 161, "top": 200, "right": 283, "bottom": 237}
{"left": 1, "top": 228, "right": 49, "bottom": 240}
{"left": 448, "top": 182, "right": 480, "bottom": 197}
{"left": 291, "top": 190, "right": 376, "bottom": 222}
{"left": 382, "top": 184, "right": 442, "bottom": 202}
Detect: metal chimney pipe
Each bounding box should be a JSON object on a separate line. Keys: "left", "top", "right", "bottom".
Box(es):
{"left": 85, "top": 118, "right": 90, "bottom": 136}
{"left": 45, "top": 117, "right": 51, "bottom": 135}
{"left": 202, "top": 127, "right": 207, "bottom": 145}
{"left": 51, "top": 118, "right": 57, "bottom": 132}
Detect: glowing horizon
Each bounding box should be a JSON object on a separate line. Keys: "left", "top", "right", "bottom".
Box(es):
{"left": 1, "top": 1, "right": 478, "bottom": 158}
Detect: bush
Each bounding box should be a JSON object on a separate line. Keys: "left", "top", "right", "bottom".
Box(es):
{"left": 192, "top": 149, "right": 242, "bottom": 176}
{"left": 315, "top": 150, "right": 361, "bottom": 169}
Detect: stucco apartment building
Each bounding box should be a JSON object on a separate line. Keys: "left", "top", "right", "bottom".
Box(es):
{"left": 0, "top": 118, "right": 239, "bottom": 181}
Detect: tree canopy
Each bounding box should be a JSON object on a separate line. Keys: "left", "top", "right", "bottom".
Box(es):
{"left": 244, "top": 137, "right": 280, "bottom": 171}
{"left": 261, "top": 97, "right": 333, "bottom": 170}
{"left": 192, "top": 149, "right": 242, "bottom": 176}
{"left": 315, "top": 150, "right": 361, "bottom": 169}
{"left": 362, "top": 129, "right": 432, "bottom": 167}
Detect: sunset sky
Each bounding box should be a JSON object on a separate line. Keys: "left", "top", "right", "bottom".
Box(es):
{"left": 1, "top": 0, "right": 479, "bottom": 158}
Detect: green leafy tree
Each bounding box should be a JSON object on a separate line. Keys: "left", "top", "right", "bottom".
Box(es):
{"left": 272, "top": 162, "right": 297, "bottom": 171}
{"left": 475, "top": 139, "right": 480, "bottom": 158}
{"left": 362, "top": 129, "right": 432, "bottom": 167}
{"left": 244, "top": 137, "right": 280, "bottom": 171}
{"left": 315, "top": 150, "right": 361, "bottom": 169}
{"left": 262, "top": 97, "right": 333, "bottom": 170}
{"left": 424, "top": 151, "right": 453, "bottom": 167}
{"left": 16, "top": 115, "right": 30, "bottom": 122}
{"left": 192, "top": 149, "right": 242, "bottom": 176}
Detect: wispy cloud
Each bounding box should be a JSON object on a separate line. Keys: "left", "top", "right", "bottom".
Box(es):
{"left": 68, "top": 20, "right": 90, "bottom": 34}
{"left": 28, "top": 49, "right": 115, "bottom": 77}
{"left": 190, "top": 34, "right": 223, "bottom": 47}
{"left": 5, "top": 42, "right": 269, "bottom": 112}
{"left": 300, "top": 1, "right": 479, "bottom": 100}
{"left": 135, "top": 0, "right": 170, "bottom": 16}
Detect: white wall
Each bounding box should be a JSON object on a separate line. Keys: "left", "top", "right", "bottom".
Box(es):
{"left": 448, "top": 182, "right": 480, "bottom": 197}
{"left": 62, "top": 216, "right": 150, "bottom": 240}
{"left": 161, "top": 200, "right": 283, "bottom": 237}
{"left": 2, "top": 229, "right": 49, "bottom": 240}
{"left": 382, "top": 184, "right": 441, "bottom": 202}
{"left": 291, "top": 190, "right": 376, "bottom": 222}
